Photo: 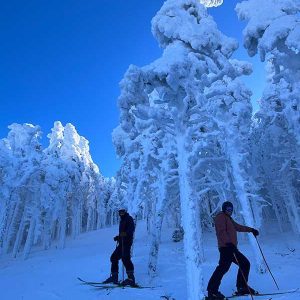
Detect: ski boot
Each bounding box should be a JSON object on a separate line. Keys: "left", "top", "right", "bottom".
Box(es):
{"left": 235, "top": 286, "right": 258, "bottom": 296}
{"left": 205, "top": 290, "right": 227, "bottom": 299}
{"left": 120, "top": 271, "right": 136, "bottom": 287}
{"left": 102, "top": 272, "right": 118, "bottom": 284}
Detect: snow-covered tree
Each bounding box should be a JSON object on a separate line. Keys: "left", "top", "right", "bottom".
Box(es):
{"left": 42, "top": 122, "right": 107, "bottom": 248}
{"left": 236, "top": 0, "right": 300, "bottom": 234}
{"left": 114, "top": 0, "right": 263, "bottom": 298}
{"left": 236, "top": 0, "right": 300, "bottom": 144}
{"left": 200, "top": 0, "right": 224, "bottom": 7}
{"left": 0, "top": 121, "right": 113, "bottom": 258}
{"left": 0, "top": 123, "right": 43, "bottom": 258}
{"left": 251, "top": 104, "right": 300, "bottom": 234}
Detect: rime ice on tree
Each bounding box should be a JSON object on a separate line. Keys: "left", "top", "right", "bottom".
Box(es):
{"left": 0, "top": 122, "right": 113, "bottom": 258}
{"left": 114, "top": 0, "right": 264, "bottom": 299}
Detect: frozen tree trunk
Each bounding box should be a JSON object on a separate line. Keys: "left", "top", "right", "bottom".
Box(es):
{"left": 78, "top": 201, "right": 83, "bottom": 234}
{"left": 272, "top": 184, "right": 296, "bottom": 232}
{"left": 146, "top": 208, "right": 153, "bottom": 234}
{"left": 34, "top": 218, "right": 41, "bottom": 245}
{"left": 0, "top": 201, "right": 10, "bottom": 251}
{"left": 23, "top": 216, "right": 36, "bottom": 259}
{"left": 71, "top": 201, "right": 81, "bottom": 239}
{"left": 43, "top": 214, "right": 52, "bottom": 250}
{"left": 267, "top": 181, "right": 285, "bottom": 233}
{"left": 87, "top": 207, "right": 94, "bottom": 231}
{"left": 130, "top": 214, "right": 138, "bottom": 258}
{"left": 127, "top": 182, "right": 136, "bottom": 216}
{"left": 99, "top": 209, "right": 106, "bottom": 229}
{"left": 59, "top": 201, "right": 67, "bottom": 249}
{"left": 96, "top": 206, "right": 102, "bottom": 229}
{"left": 2, "top": 200, "right": 23, "bottom": 254}
{"left": 148, "top": 173, "right": 167, "bottom": 277}
{"left": 194, "top": 194, "right": 204, "bottom": 259}
{"left": 129, "top": 172, "right": 142, "bottom": 258}
{"left": 110, "top": 211, "right": 114, "bottom": 226}
{"left": 148, "top": 208, "right": 165, "bottom": 277}
{"left": 131, "top": 172, "right": 145, "bottom": 216}
{"left": 227, "top": 145, "right": 265, "bottom": 272}
{"left": 177, "top": 134, "right": 204, "bottom": 300}
{"left": 12, "top": 216, "right": 25, "bottom": 258}
{"left": 75, "top": 207, "right": 80, "bottom": 237}
{"left": 0, "top": 191, "right": 23, "bottom": 252}
{"left": 281, "top": 183, "right": 300, "bottom": 234}
{"left": 172, "top": 207, "right": 181, "bottom": 229}
{"left": 71, "top": 208, "right": 76, "bottom": 239}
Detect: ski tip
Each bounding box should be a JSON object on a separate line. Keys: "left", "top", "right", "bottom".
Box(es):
{"left": 204, "top": 297, "right": 228, "bottom": 300}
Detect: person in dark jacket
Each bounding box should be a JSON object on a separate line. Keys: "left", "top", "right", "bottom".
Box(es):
{"left": 103, "top": 209, "right": 135, "bottom": 286}
{"left": 206, "top": 201, "right": 259, "bottom": 300}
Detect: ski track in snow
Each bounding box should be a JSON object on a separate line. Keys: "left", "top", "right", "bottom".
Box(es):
{"left": 0, "top": 222, "right": 299, "bottom": 300}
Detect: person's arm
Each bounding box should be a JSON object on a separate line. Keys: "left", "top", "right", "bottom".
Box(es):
{"left": 215, "top": 214, "right": 231, "bottom": 245}
{"left": 233, "top": 220, "right": 253, "bottom": 233}
{"left": 126, "top": 216, "right": 135, "bottom": 236}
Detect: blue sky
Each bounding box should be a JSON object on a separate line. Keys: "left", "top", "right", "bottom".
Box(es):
{"left": 0, "top": 0, "right": 265, "bottom": 177}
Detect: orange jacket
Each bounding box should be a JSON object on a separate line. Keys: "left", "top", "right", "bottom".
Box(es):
{"left": 214, "top": 212, "right": 252, "bottom": 248}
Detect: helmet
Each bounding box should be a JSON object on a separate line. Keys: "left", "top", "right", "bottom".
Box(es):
{"left": 118, "top": 206, "right": 127, "bottom": 213}
{"left": 222, "top": 201, "right": 233, "bottom": 212}
{"left": 118, "top": 206, "right": 127, "bottom": 216}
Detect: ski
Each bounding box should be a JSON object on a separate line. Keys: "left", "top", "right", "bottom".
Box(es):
{"left": 226, "top": 288, "right": 299, "bottom": 299}
{"left": 77, "top": 277, "right": 155, "bottom": 289}
{"left": 77, "top": 277, "right": 106, "bottom": 285}
{"left": 204, "top": 288, "right": 299, "bottom": 300}
{"left": 92, "top": 283, "right": 154, "bottom": 289}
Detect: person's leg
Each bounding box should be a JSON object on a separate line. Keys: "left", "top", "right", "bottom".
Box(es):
{"left": 233, "top": 250, "right": 250, "bottom": 290}
{"left": 122, "top": 257, "right": 134, "bottom": 273}
{"left": 121, "top": 241, "right": 135, "bottom": 284}
{"left": 207, "top": 248, "right": 233, "bottom": 293}
{"left": 111, "top": 246, "right": 122, "bottom": 274}
{"left": 103, "top": 246, "right": 121, "bottom": 283}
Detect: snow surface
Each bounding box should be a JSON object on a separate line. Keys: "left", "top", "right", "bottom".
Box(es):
{"left": 0, "top": 221, "right": 299, "bottom": 300}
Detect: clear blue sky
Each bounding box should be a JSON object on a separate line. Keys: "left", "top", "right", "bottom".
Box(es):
{"left": 0, "top": 0, "right": 265, "bottom": 177}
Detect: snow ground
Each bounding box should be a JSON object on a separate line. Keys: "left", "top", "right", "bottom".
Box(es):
{"left": 0, "top": 222, "right": 299, "bottom": 300}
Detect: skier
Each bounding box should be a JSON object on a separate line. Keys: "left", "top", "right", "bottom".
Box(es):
{"left": 103, "top": 208, "right": 136, "bottom": 286}
{"left": 206, "top": 201, "right": 259, "bottom": 300}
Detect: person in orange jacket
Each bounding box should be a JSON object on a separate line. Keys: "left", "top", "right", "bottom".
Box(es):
{"left": 206, "top": 201, "right": 259, "bottom": 300}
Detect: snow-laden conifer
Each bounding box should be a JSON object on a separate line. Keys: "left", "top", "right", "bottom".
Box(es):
{"left": 237, "top": 0, "right": 300, "bottom": 234}
{"left": 115, "top": 0, "right": 263, "bottom": 298}
{"left": 0, "top": 122, "right": 112, "bottom": 258}
{"left": 236, "top": 0, "right": 300, "bottom": 145}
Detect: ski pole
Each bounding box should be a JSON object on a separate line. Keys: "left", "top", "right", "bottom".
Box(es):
{"left": 233, "top": 252, "right": 254, "bottom": 300}
{"left": 255, "top": 236, "right": 280, "bottom": 290}
{"left": 121, "top": 236, "right": 125, "bottom": 282}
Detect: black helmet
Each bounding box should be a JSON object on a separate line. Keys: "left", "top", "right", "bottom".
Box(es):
{"left": 118, "top": 206, "right": 127, "bottom": 213}
{"left": 118, "top": 208, "right": 127, "bottom": 216}
{"left": 222, "top": 201, "right": 233, "bottom": 212}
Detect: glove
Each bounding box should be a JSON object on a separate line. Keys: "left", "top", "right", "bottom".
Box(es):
{"left": 119, "top": 232, "right": 127, "bottom": 237}
{"left": 113, "top": 235, "right": 119, "bottom": 242}
{"left": 251, "top": 228, "right": 259, "bottom": 237}
{"left": 226, "top": 243, "right": 237, "bottom": 252}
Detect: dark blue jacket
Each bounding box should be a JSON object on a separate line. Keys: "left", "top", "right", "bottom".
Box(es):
{"left": 119, "top": 213, "right": 135, "bottom": 241}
